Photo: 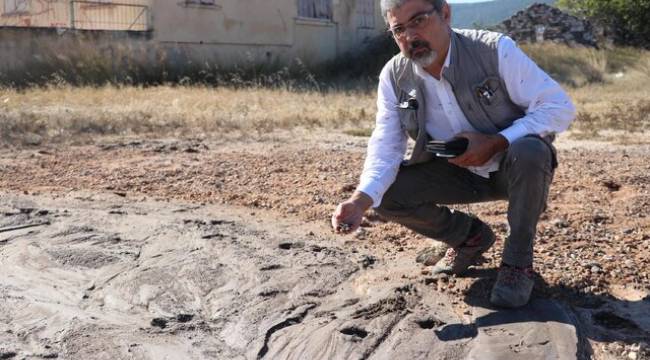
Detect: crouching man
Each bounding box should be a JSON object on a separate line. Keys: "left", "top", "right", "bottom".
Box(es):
{"left": 331, "top": 0, "right": 575, "bottom": 308}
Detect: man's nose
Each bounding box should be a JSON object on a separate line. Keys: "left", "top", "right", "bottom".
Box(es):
{"left": 404, "top": 27, "right": 420, "bottom": 41}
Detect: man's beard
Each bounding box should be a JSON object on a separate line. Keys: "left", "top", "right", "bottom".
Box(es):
{"left": 406, "top": 40, "right": 437, "bottom": 68}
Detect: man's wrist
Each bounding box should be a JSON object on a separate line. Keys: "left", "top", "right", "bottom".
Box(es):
{"left": 350, "top": 191, "right": 374, "bottom": 211}
{"left": 491, "top": 134, "right": 509, "bottom": 153}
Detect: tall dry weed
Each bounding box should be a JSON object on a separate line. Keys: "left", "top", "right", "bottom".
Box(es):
{"left": 0, "top": 85, "right": 377, "bottom": 146}
{"left": 568, "top": 48, "right": 650, "bottom": 139}
{"left": 521, "top": 43, "right": 608, "bottom": 86}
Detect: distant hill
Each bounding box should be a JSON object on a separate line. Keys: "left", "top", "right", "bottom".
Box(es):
{"left": 450, "top": 0, "right": 557, "bottom": 29}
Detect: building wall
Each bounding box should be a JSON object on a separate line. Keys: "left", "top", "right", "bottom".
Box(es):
{"left": 150, "top": 0, "right": 385, "bottom": 65}
{"left": 0, "top": 0, "right": 389, "bottom": 79}
{"left": 0, "top": 0, "right": 151, "bottom": 31}
{"left": 0, "top": 0, "right": 71, "bottom": 28}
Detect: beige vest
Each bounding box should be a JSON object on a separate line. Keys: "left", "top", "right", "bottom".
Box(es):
{"left": 387, "top": 29, "right": 527, "bottom": 165}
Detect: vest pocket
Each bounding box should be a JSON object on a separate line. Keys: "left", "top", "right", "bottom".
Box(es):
{"left": 474, "top": 76, "right": 501, "bottom": 106}
{"left": 396, "top": 89, "right": 420, "bottom": 140}
{"left": 398, "top": 108, "right": 419, "bottom": 140}
{"left": 473, "top": 76, "right": 518, "bottom": 131}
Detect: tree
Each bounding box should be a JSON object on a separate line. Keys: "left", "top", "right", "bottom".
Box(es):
{"left": 557, "top": 0, "right": 650, "bottom": 48}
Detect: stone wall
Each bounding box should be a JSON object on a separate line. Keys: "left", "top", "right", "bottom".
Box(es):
{"left": 496, "top": 3, "right": 604, "bottom": 47}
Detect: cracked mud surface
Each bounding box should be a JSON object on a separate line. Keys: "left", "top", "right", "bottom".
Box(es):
{"left": 0, "top": 130, "right": 649, "bottom": 359}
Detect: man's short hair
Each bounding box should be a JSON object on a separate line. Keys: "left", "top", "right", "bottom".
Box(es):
{"left": 380, "top": 0, "right": 446, "bottom": 24}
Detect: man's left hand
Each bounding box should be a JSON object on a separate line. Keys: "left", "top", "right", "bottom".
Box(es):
{"left": 448, "top": 132, "right": 509, "bottom": 167}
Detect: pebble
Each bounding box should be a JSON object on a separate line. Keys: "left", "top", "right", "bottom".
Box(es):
{"left": 550, "top": 217, "right": 569, "bottom": 228}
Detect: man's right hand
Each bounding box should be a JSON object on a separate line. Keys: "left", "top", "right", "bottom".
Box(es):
{"left": 331, "top": 191, "right": 374, "bottom": 234}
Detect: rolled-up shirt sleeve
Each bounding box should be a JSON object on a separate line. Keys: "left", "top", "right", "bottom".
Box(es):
{"left": 356, "top": 63, "right": 408, "bottom": 208}
{"left": 497, "top": 36, "right": 577, "bottom": 144}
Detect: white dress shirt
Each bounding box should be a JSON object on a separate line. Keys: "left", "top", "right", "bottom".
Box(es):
{"left": 357, "top": 34, "right": 576, "bottom": 208}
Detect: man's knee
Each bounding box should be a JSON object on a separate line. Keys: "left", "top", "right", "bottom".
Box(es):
{"left": 506, "top": 136, "right": 553, "bottom": 171}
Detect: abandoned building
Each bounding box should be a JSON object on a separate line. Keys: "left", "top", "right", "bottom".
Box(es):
{"left": 0, "top": 0, "right": 386, "bottom": 80}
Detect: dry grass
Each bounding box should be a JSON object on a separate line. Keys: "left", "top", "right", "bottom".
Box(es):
{"left": 566, "top": 50, "right": 650, "bottom": 140}
{"left": 521, "top": 43, "right": 609, "bottom": 87}
{"left": 1, "top": 43, "right": 649, "bottom": 146}
{"left": 0, "top": 85, "right": 375, "bottom": 145}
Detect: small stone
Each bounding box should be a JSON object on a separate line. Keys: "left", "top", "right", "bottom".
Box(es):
{"left": 551, "top": 218, "right": 569, "bottom": 228}
{"left": 628, "top": 351, "right": 637, "bottom": 360}
{"left": 336, "top": 223, "right": 352, "bottom": 233}
{"left": 359, "top": 255, "right": 376, "bottom": 269}
{"left": 24, "top": 133, "right": 43, "bottom": 146}
{"left": 591, "top": 266, "right": 601, "bottom": 273}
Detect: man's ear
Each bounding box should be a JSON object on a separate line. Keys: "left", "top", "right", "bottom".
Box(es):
{"left": 441, "top": 2, "right": 451, "bottom": 26}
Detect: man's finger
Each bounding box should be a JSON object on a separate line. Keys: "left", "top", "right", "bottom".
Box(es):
{"left": 449, "top": 154, "right": 469, "bottom": 166}
{"left": 332, "top": 204, "right": 345, "bottom": 230}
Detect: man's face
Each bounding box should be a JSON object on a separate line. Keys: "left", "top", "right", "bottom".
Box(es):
{"left": 386, "top": 0, "right": 451, "bottom": 68}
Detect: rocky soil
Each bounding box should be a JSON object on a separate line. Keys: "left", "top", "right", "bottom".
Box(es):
{"left": 0, "top": 130, "right": 648, "bottom": 359}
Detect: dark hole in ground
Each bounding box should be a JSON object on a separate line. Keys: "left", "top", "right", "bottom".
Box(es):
{"left": 415, "top": 318, "right": 446, "bottom": 329}
{"left": 202, "top": 233, "right": 225, "bottom": 239}
{"left": 340, "top": 326, "right": 369, "bottom": 338}
{"left": 258, "top": 289, "right": 282, "bottom": 297}
{"left": 593, "top": 311, "right": 639, "bottom": 330}
{"left": 601, "top": 180, "right": 621, "bottom": 191}
{"left": 151, "top": 317, "right": 168, "bottom": 329}
{"left": 0, "top": 352, "right": 17, "bottom": 359}
{"left": 278, "top": 242, "right": 304, "bottom": 250}
{"left": 176, "top": 314, "right": 194, "bottom": 323}
{"left": 260, "top": 264, "right": 283, "bottom": 271}
{"left": 210, "top": 220, "right": 234, "bottom": 225}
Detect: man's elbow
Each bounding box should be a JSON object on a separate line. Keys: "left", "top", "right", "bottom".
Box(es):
{"left": 565, "top": 100, "right": 578, "bottom": 124}
{"left": 555, "top": 102, "right": 577, "bottom": 133}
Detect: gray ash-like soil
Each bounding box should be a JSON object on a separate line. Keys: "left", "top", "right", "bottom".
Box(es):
{"left": 0, "top": 131, "right": 648, "bottom": 359}
{"left": 0, "top": 192, "right": 587, "bottom": 360}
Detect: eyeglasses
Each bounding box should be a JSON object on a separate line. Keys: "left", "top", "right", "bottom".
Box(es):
{"left": 387, "top": 9, "right": 437, "bottom": 40}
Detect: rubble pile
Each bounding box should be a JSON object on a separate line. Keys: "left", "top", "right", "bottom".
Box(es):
{"left": 496, "top": 3, "right": 602, "bottom": 47}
